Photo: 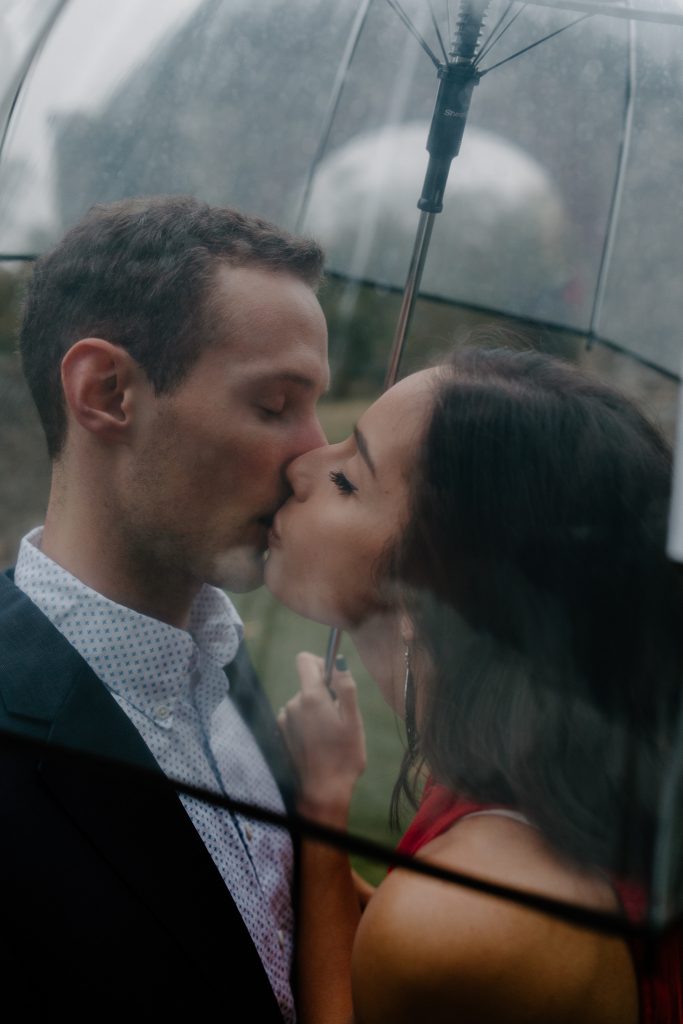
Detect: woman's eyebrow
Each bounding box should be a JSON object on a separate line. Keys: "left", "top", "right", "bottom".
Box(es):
{"left": 353, "top": 425, "right": 376, "bottom": 477}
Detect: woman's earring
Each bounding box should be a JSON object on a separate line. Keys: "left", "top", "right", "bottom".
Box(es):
{"left": 403, "top": 643, "right": 418, "bottom": 752}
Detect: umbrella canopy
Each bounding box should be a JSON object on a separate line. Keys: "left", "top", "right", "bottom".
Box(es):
{"left": 1, "top": 0, "right": 683, "bottom": 375}
{"left": 1, "top": 0, "right": 682, "bottom": 937}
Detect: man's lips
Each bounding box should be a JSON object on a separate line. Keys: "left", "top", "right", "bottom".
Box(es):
{"left": 267, "top": 512, "right": 282, "bottom": 545}
{"left": 259, "top": 495, "right": 290, "bottom": 544}
{"left": 255, "top": 513, "right": 281, "bottom": 547}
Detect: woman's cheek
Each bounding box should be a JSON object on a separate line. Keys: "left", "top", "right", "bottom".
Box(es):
{"left": 334, "top": 557, "right": 388, "bottom": 628}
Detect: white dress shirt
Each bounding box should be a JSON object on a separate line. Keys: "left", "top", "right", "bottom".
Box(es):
{"left": 15, "top": 527, "right": 295, "bottom": 1023}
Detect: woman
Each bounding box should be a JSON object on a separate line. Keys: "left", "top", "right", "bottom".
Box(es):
{"left": 265, "top": 345, "right": 683, "bottom": 1024}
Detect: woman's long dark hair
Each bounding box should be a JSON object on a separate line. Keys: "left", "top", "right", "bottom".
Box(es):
{"left": 391, "top": 344, "right": 683, "bottom": 882}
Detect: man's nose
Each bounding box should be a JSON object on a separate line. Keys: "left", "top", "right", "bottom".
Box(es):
{"left": 300, "top": 413, "right": 327, "bottom": 454}
{"left": 286, "top": 440, "right": 326, "bottom": 498}
{"left": 285, "top": 450, "right": 309, "bottom": 498}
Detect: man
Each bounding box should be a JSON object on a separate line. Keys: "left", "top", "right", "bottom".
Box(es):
{"left": 0, "top": 196, "right": 330, "bottom": 1017}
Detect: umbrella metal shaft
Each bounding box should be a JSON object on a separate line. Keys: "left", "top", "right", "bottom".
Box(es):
{"left": 323, "top": 209, "right": 436, "bottom": 691}
{"left": 323, "top": 627, "right": 342, "bottom": 691}
{"left": 384, "top": 210, "right": 436, "bottom": 389}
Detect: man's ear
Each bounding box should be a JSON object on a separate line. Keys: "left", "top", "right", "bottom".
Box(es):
{"left": 61, "top": 338, "right": 141, "bottom": 443}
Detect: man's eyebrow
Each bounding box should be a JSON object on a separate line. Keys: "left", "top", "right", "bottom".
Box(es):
{"left": 256, "top": 371, "right": 330, "bottom": 393}
{"left": 353, "top": 425, "right": 376, "bottom": 478}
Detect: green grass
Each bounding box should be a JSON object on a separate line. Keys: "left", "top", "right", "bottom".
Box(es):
{"left": 231, "top": 395, "right": 407, "bottom": 886}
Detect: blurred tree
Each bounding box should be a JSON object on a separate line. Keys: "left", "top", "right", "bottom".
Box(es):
{"left": 0, "top": 263, "right": 29, "bottom": 353}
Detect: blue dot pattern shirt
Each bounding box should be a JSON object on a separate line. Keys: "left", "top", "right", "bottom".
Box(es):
{"left": 15, "top": 527, "right": 295, "bottom": 1023}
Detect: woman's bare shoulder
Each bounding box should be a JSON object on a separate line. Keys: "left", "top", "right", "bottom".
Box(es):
{"left": 351, "top": 815, "right": 637, "bottom": 1024}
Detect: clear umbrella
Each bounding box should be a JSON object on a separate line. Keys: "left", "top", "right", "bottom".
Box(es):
{"left": 0, "top": 0, "right": 682, "bottom": 940}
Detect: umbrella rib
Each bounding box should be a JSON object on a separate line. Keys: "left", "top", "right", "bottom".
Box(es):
{"left": 385, "top": 0, "right": 441, "bottom": 67}
{"left": 474, "top": 2, "right": 524, "bottom": 66}
{"left": 478, "top": 12, "right": 592, "bottom": 74}
{"left": 524, "top": 0, "right": 683, "bottom": 27}
{"left": 2, "top": 724, "right": 669, "bottom": 940}
{"left": 585, "top": 10, "right": 636, "bottom": 348}
{"left": 294, "top": 0, "right": 374, "bottom": 233}
{"left": 0, "top": 0, "right": 71, "bottom": 170}
{"left": 428, "top": 0, "right": 450, "bottom": 62}
{"left": 323, "top": 269, "right": 682, "bottom": 384}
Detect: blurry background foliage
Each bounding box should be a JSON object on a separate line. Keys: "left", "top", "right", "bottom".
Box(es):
{"left": 0, "top": 263, "right": 679, "bottom": 883}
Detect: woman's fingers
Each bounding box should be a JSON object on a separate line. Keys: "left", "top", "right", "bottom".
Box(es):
{"left": 331, "top": 660, "right": 362, "bottom": 724}
{"left": 294, "top": 650, "right": 359, "bottom": 720}
{"left": 296, "top": 651, "right": 326, "bottom": 695}
{"left": 277, "top": 650, "right": 367, "bottom": 823}
{"left": 286, "top": 648, "right": 365, "bottom": 744}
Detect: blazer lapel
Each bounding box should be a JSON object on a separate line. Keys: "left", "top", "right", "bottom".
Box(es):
{"left": 0, "top": 574, "right": 283, "bottom": 1008}
{"left": 42, "top": 673, "right": 268, "bottom": 983}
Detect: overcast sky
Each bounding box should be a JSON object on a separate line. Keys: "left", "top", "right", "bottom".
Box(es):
{"left": 0, "top": 0, "right": 205, "bottom": 234}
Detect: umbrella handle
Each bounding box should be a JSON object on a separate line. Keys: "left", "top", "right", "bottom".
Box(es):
{"left": 418, "top": 63, "right": 480, "bottom": 214}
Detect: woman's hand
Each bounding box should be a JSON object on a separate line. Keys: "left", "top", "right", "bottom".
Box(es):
{"left": 278, "top": 652, "right": 367, "bottom": 829}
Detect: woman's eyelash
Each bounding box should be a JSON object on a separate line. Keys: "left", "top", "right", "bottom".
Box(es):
{"left": 329, "top": 469, "right": 358, "bottom": 495}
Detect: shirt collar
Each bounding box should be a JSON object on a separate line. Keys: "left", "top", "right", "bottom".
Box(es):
{"left": 15, "top": 527, "right": 244, "bottom": 717}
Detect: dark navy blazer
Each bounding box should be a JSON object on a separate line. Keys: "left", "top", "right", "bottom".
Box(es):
{"left": 0, "top": 569, "right": 297, "bottom": 1017}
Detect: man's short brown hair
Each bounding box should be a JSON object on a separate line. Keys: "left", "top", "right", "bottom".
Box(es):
{"left": 20, "top": 195, "right": 325, "bottom": 459}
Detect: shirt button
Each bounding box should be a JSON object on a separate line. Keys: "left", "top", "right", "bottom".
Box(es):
{"left": 244, "top": 824, "right": 253, "bottom": 842}
{"left": 155, "top": 704, "right": 171, "bottom": 720}
{"left": 277, "top": 929, "right": 285, "bottom": 951}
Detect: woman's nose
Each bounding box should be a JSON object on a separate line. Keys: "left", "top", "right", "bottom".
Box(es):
{"left": 286, "top": 441, "right": 339, "bottom": 498}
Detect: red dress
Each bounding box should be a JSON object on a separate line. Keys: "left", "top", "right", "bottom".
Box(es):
{"left": 395, "top": 778, "right": 683, "bottom": 1024}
